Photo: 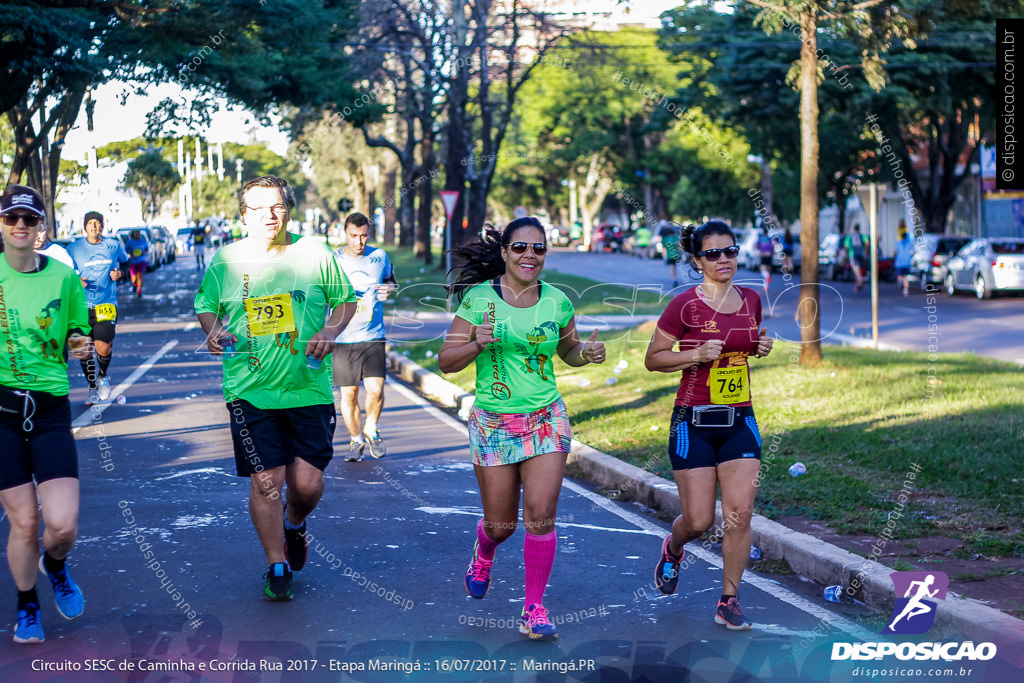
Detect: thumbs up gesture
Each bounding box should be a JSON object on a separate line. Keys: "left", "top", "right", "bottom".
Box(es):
{"left": 581, "top": 328, "right": 606, "bottom": 364}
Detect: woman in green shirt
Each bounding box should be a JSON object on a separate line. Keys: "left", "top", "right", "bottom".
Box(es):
{"left": 0, "top": 185, "right": 92, "bottom": 644}
{"left": 439, "top": 216, "right": 606, "bottom": 640}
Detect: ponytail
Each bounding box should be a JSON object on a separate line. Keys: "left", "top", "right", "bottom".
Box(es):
{"left": 446, "top": 216, "right": 546, "bottom": 304}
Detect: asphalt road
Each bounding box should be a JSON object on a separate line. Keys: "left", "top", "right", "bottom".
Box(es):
{"left": 544, "top": 249, "right": 1024, "bottom": 364}
{"left": 0, "top": 255, "right": 1019, "bottom": 682}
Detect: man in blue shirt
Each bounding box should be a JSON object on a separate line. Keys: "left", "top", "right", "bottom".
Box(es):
{"left": 332, "top": 213, "right": 396, "bottom": 461}
{"left": 893, "top": 221, "right": 915, "bottom": 297}
{"left": 66, "top": 211, "right": 129, "bottom": 405}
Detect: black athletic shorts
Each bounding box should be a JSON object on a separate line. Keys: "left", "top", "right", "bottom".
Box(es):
{"left": 227, "top": 399, "right": 336, "bottom": 477}
{"left": 0, "top": 388, "right": 78, "bottom": 489}
{"left": 88, "top": 306, "right": 117, "bottom": 344}
{"left": 332, "top": 340, "right": 387, "bottom": 386}
{"left": 667, "top": 405, "right": 762, "bottom": 471}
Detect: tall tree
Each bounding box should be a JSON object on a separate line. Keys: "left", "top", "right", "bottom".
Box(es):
{"left": 740, "top": 0, "right": 911, "bottom": 365}
{"left": 865, "top": 1, "right": 1014, "bottom": 233}
{"left": 444, "top": 0, "right": 571, "bottom": 248}
{"left": 2, "top": 0, "right": 359, "bottom": 224}
{"left": 120, "top": 153, "right": 181, "bottom": 223}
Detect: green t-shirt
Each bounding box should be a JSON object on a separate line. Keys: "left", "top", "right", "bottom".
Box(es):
{"left": 635, "top": 227, "right": 652, "bottom": 246}
{"left": 194, "top": 234, "right": 356, "bottom": 409}
{"left": 455, "top": 280, "right": 574, "bottom": 413}
{"left": 0, "top": 256, "right": 90, "bottom": 396}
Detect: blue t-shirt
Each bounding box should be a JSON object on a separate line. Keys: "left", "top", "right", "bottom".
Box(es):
{"left": 334, "top": 246, "right": 394, "bottom": 343}
{"left": 894, "top": 237, "right": 914, "bottom": 268}
{"left": 67, "top": 237, "right": 129, "bottom": 308}
{"left": 124, "top": 237, "right": 149, "bottom": 265}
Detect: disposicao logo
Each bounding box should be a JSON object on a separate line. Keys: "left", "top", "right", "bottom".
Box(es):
{"left": 831, "top": 570, "right": 997, "bottom": 663}
{"left": 883, "top": 571, "right": 948, "bottom": 635}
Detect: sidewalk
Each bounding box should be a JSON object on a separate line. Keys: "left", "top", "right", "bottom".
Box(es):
{"left": 386, "top": 350, "right": 1024, "bottom": 664}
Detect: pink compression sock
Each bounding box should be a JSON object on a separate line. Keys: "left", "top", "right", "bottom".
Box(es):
{"left": 523, "top": 529, "right": 557, "bottom": 608}
{"left": 476, "top": 518, "right": 500, "bottom": 561}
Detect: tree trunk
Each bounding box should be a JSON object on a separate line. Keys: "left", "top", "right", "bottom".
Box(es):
{"left": 415, "top": 124, "right": 435, "bottom": 264}
{"left": 398, "top": 168, "right": 416, "bottom": 248}
{"left": 383, "top": 163, "right": 397, "bottom": 245}
{"left": 797, "top": 9, "right": 822, "bottom": 365}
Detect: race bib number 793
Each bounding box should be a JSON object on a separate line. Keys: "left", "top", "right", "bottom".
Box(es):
{"left": 244, "top": 294, "right": 296, "bottom": 336}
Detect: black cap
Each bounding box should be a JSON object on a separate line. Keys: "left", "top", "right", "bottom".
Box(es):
{"left": 0, "top": 189, "right": 46, "bottom": 217}
{"left": 84, "top": 210, "right": 104, "bottom": 226}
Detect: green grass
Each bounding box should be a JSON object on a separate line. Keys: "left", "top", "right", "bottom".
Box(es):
{"left": 381, "top": 246, "right": 669, "bottom": 315}
{"left": 404, "top": 326, "right": 1024, "bottom": 558}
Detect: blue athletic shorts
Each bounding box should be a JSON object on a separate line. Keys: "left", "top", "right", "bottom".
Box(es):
{"left": 667, "top": 405, "right": 762, "bottom": 470}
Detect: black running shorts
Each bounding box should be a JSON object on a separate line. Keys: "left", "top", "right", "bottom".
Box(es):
{"left": 0, "top": 392, "right": 78, "bottom": 489}
{"left": 88, "top": 307, "right": 117, "bottom": 344}
{"left": 227, "top": 399, "right": 336, "bottom": 477}
{"left": 332, "top": 340, "right": 387, "bottom": 386}
{"left": 667, "top": 405, "right": 762, "bottom": 471}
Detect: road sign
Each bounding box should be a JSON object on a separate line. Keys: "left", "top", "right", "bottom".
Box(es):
{"left": 337, "top": 197, "right": 353, "bottom": 213}
{"left": 441, "top": 191, "right": 459, "bottom": 220}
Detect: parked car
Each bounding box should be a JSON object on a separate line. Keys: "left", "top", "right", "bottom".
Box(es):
{"left": 911, "top": 234, "right": 972, "bottom": 292}
{"left": 116, "top": 227, "right": 159, "bottom": 272}
{"left": 591, "top": 223, "right": 624, "bottom": 252}
{"left": 151, "top": 225, "right": 177, "bottom": 263}
{"left": 944, "top": 237, "right": 1024, "bottom": 299}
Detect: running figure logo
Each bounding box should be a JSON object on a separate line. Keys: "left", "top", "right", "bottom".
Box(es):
{"left": 882, "top": 571, "right": 948, "bottom": 634}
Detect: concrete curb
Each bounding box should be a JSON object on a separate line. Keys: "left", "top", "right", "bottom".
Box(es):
{"left": 385, "top": 350, "right": 1024, "bottom": 654}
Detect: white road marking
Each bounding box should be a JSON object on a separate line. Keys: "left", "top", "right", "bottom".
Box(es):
{"left": 72, "top": 340, "right": 179, "bottom": 434}
{"left": 391, "top": 372, "right": 877, "bottom": 640}
{"left": 184, "top": 321, "right": 198, "bottom": 331}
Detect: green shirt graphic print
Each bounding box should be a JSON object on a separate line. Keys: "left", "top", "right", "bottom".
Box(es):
{"left": 455, "top": 281, "right": 574, "bottom": 413}
{"left": 0, "top": 258, "right": 90, "bottom": 396}
{"left": 194, "top": 234, "right": 356, "bottom": 409}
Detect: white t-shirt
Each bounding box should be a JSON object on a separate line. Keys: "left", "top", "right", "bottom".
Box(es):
{"left": 37, "top": 243, "right": 77, "bottom": 271}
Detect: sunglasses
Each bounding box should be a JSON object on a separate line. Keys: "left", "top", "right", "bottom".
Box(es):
{"left": 508, "top": 241, "right": 548, "bottom": 255}
{"left": 1, "top": 213, "right": 43, "bottom": 228}
{"left": 696, "top": 246, "right": 740, "bottom": 261}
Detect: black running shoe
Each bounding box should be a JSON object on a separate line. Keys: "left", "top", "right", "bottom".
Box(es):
{"left": 284, "top": 521, "right": 308, "bottom": 571}
{"left": 654, "top": 534, "right": 683, "bottom": 595}
{"left": 263, "top": 563, "right": 293, "bottom": 601}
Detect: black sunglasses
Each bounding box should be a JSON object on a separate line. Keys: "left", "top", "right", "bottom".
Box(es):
{"left": 696, "top": 246, "right": 740, "bottom": 261}
{"left": 1, "top": 213, "right": 43, "bottom": 228}
{"left": 508, "top": 241, "right": 548, "bottom": 255}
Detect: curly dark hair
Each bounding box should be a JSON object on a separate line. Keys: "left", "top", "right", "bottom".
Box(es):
{"left": 446, "top": 216, "right": 546, "bottom": 303}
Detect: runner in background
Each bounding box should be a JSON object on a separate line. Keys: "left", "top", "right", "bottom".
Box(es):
{"left": 33, "top": 224, "right": 76, "bottom": 271}
{"left": 123, "top": 229, "right": 149, "bottom": 298}
{"left": 195, "top": 175, "right": 356, "bottom": 602}
{"left": 66, "top": 211, "right": 129, "bottom": 406}
{"left": 893, "top": 221, "right": 914, "bottom": 297}
{"left": 658, "top": 220, "right": 682, "bottom": 289}
{"left": 192, "top": 222, "right": 207, "bottom": 270}
{"left": 0, "top": 185, "right": 93, "bottom": 644}
{"left": 332, "top": 212, "right": 396, "bottom": 461}
{"left": 439, "top": 216, "right": 606, "bottom": 641}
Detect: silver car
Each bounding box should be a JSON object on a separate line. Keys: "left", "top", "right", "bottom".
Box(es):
{"left": 944, "top": 237, "right": 1024, "bottom": 299}
{"left": 911, "top": 234, "right": 971, "bottom": 292}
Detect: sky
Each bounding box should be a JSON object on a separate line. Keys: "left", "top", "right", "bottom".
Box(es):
{"left": 61, "top": 81, "right": 291, "bottom": 164}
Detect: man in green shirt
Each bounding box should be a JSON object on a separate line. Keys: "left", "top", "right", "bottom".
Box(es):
{"left": 195, "top": 176, "right": 356, "bottom": 601}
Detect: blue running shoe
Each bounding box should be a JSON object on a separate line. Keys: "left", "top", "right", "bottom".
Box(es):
{"left": 519, "top": 603, "right": 558, "bottom": 640}
{"left": 715, "top": 596, "right": 753, "bottom": 631}
{"left": 654, "top": 534, "right": 683, "bottom": 595}
{"left": 13, "top": 603, "right": 44, "bottom": 644}
{"left": 39, "top": 558, "right": 84, "bottom": 620}
{"left": 464, "top": 540, "right": 493, "bottom": 599}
